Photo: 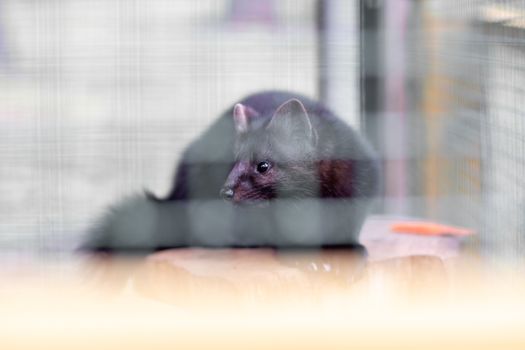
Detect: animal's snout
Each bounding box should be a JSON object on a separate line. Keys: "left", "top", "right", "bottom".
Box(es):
{"left": 221, "top": 160, "right": 249, "bottom": 201}
{"left": 220, "top": 187, "right": 234, "bottom": 201}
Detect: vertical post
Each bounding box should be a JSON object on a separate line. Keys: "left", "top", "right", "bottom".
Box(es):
{"left": 360, "top": 0, "right": 385, "bottom": 213}
{"left": 383, "top": 0, "right": 411, "bottom": 215}
{"left": 361, "top": 0, "right": 417, "bottom": 215}
{"left": 316, "top": 0, "right": 328, "bottom": 103}
{"left": 317, "top": 0, "right": 360, "bottom": 127}
{"left": 359, "top": 0, "right": 384, "bottom": 149}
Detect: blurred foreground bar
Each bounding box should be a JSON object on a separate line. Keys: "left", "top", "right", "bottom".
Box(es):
{"left": 2, "top": 216, "right": 525, "bottom": 348}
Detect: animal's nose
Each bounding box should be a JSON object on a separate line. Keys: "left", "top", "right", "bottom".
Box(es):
{"left": 220, "top": 187, "right": 234, "bottom": 200}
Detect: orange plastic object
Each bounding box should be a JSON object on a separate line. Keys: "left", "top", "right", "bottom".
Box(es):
{"left": 390, "top": 221, "right": 474, "bottom": 236}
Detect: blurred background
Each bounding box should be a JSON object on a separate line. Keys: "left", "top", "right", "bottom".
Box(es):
{"left": 0, "top": 0, "right": 523, "bottom": 263}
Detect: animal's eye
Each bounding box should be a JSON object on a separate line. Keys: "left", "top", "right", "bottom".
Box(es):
{"left": 256, "top": 161, "right": 271, "bottom": 174}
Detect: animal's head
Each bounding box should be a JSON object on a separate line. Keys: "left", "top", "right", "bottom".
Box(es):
{"left": 220, "top": 98, "right": 320, "bottom": 204}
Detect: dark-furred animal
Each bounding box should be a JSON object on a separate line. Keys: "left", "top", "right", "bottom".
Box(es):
{"left": 81, "top": 91, "right": 381, "bottom": 253}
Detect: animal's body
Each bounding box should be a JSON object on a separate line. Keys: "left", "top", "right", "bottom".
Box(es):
{"left": 81, "top": 91, "right": 381, "bottom": 253}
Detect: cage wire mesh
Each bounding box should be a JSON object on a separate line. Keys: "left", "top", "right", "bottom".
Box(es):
{"left": 0, "top": 0, "right": 524, "bottom": 262}
{"left": 418, "top": 0, "right": 525, "bottom": 261}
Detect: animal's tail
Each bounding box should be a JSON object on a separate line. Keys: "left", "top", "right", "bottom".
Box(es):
{"left": 78, "top": 195, "right": 170, "bottom": 254}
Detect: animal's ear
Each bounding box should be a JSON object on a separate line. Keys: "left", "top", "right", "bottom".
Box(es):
{"left": 233, "top": 103, "right": 259, "bottom": 134}
{"left": 268, "top": 99, "right": 316, "bottom": 143}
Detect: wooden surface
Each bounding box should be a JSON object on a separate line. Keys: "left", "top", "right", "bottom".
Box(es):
{"left": 84, "top": 215, "right": 466, "bottom": 308}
